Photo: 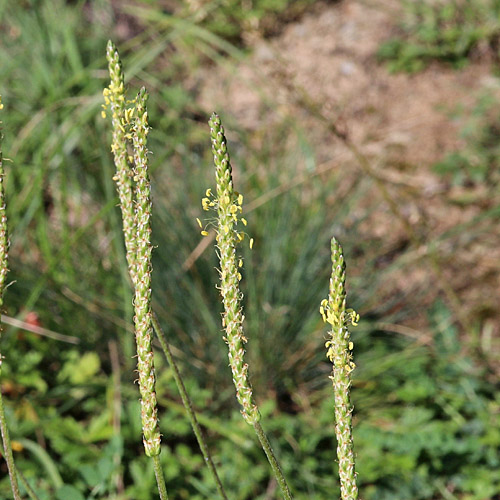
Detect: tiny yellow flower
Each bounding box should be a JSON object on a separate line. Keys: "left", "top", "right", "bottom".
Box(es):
{"left": 196, "top": 217, "right": 202, "bottom": 228}
{"left": 249, "top": 238, "right": 254, "bottom": 249}
{"left": 351, "top": 312, "right": 360, "bottom": 326}
{"left": 10, "top": 441, "right": 23, "bottom": 452}
{"left": 125, "top": 107, "right": 134, "bottom": 122}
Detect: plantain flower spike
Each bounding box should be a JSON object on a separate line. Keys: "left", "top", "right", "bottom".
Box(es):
{"left": 131, "top": 88, "right": 161, "bottom": 457}
{"left": 208, "top": 112, "right": 260, "bottom": 425}
{"left": 105, "top": 40, "right": 137, "bottom": 281}
{"left": 321, "top": 237, "right": 358, "bottom": 500}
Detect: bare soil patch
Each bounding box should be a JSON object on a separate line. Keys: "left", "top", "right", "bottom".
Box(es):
{"left": 198, "top": 0, "right": 500, "bottom": 358}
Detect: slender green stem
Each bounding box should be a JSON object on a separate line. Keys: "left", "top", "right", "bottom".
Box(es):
{"left": 0, "top": 95, "right": 22, "bottom": 500}
{"left": 253, "top": 422, "right": 292, "bottom": 500}
{"left": 152, "top": 313, "right": 228, "bottom": 500}
{"left": 153, "top": 455, "right": 169, "bottom": 500}
{"left": 0, "top": 393, "right": 21, "bottom": 500}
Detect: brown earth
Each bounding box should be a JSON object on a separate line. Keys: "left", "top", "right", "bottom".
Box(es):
{"left": 198, "top": 0, "right": 500, "bottom": 364}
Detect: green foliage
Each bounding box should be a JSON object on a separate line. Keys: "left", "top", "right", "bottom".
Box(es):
{"left": 434, "top": 92, "right": 500, "bottom": 188}
{"left": 352, "top": 300, "right": 500, "bottom": 500}
{"left": 175, "top": 0, "right": 317, "bottom": 43}
{"left": 378, "top": 0, "right": 500, "bottom": 72}
{"left": 0, "top": 0, "right": 499, "bottom": 499}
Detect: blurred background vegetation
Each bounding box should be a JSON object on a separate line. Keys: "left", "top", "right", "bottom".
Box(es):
{"left": 0, "top": 0, "right": 499, "bottom": 498}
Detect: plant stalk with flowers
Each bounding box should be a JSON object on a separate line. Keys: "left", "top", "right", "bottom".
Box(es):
{"left": 320, "top": 236, "right": 359, "bottom": 500}
{"left": 105, "top": 43, "right": 167, "bottom": 498}
{"left": 203, "top": 112, "right": 293, "bottom": 500}
{"left": 0, "top": 98, "right": 43, "bottom": 500}
{"left": 130, "top": 87, "right": 162, "bottom": 459}
{"left": 130, "top": 88, "right": 170, "bottom": 499}
{"left": 0, "top": 96, "right": 22, "bottom": 500}
{"left": 103, "top": 42, "right": 137, "bottom": 280}
{"left": 104, "top": 42, "right": 227, "bottom": 500}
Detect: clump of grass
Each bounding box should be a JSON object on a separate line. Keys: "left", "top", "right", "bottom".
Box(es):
{"left": 378, "top": 0, "right": 500, "bottom": 72}
{"left": 320, "top": 237, "right": 359, "bottom": 500}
